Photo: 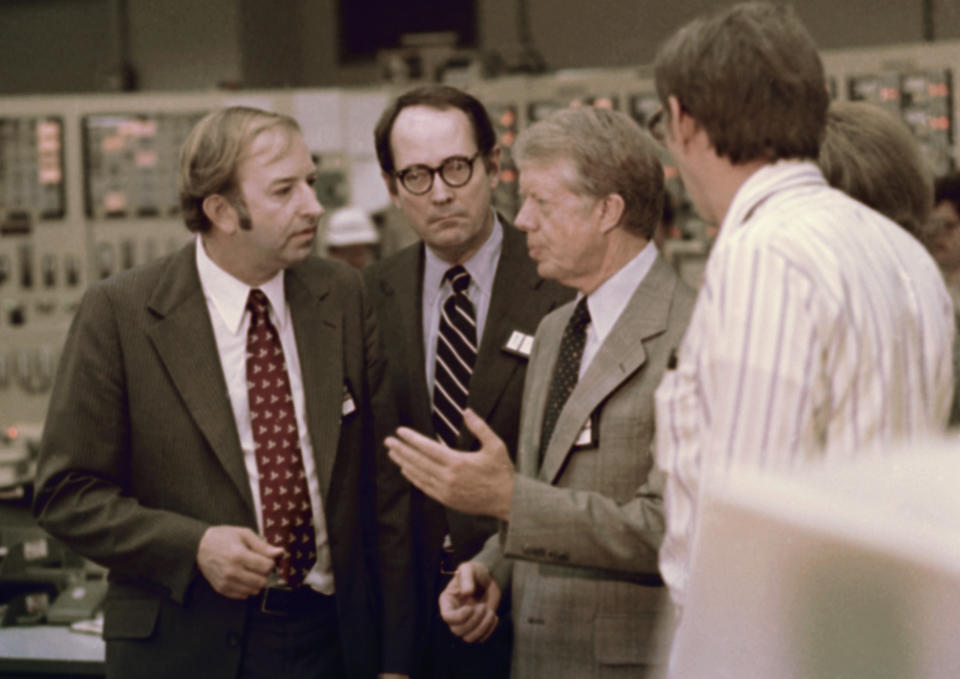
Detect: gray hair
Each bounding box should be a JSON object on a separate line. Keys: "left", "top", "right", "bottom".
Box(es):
{"left": 514, "top": 106, "right": 664, "bottom": 239}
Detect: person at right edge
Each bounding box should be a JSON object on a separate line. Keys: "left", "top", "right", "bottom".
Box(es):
{"left": 649, "top": 0, "right": 954, "bottom": 642}
{"left": 818, "top": 100, "right": 960, "bottom": 428}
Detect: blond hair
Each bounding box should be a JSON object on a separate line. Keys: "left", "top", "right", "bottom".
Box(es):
{"left": 178, "top": 106, "right": 301, "bottom": 232}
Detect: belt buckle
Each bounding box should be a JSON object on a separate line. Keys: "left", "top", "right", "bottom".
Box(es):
{"left": 440, "top": 539, "right": 457, "bottom": 576}
{"left": 260, "top": 583, "right": 294, "bottom": 616}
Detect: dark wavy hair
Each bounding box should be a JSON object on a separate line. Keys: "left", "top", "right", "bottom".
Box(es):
{"left": 654, "top": 2, "right": 828, "bottom": 164}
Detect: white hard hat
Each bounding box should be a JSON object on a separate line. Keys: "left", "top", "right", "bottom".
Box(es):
{"left": 326, "top": 207, "right": 380, "bottom": 247}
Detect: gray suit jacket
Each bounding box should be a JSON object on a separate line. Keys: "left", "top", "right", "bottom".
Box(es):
{"left": 34, "top": 242, "right": 414, "bottom": 678}
{"left": 476, "top": 254, "right": 695, "bottom": 678}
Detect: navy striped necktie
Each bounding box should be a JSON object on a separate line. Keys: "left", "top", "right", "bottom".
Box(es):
{"left": 432, "top": 265, "right": 477, "bottom": 447}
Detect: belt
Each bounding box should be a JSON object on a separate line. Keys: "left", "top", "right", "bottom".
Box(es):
{"left": 253, "top": 584, "right": 336, "bottom": 618}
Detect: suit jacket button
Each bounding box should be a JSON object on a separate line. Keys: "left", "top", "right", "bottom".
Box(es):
{"left": 227, "top": 633, "right": 241, "bottom": 647}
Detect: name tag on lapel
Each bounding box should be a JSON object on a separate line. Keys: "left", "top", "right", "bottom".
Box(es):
{"left": 341, "top": 384, "right": 357, "bottom": 417}
{"left": 502, "top": 330, "right": 535, "bottom": 359}
{"left": 572, "top": 410, "right": 600, "bottom": 451}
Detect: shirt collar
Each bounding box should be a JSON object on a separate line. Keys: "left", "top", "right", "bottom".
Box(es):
{"left": 719, "top": 160, "right": 827, "bottom": 240}
{"left": 195, "top": 234, "right": 288, "bottom": 334}
{"left": 423, "top": 209, "right": 503, "bottom": 297}
{"left": 583, "top": 240, "right": 658, "bottom": 344}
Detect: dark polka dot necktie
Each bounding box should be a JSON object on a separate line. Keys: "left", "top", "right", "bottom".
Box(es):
{"left": 539, "top": 297, "right": 591, "bottom": 465}
{"left": 432, "top": 265, "right": 478, "bottom": 447}
{"left": 246, "top": 288, "right": 317, "bottom": 586}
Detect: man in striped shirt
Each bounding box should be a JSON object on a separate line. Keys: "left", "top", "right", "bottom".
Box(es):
{"left": 651, "top": 2, "right": 955, "bottom": 613}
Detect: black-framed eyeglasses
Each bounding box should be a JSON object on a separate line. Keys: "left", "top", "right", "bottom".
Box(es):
{"left": 394, "top": 152, "right": 481, "bottom": 195}
{"left": 647, "top": 108, "right": 665, "bottom": 144}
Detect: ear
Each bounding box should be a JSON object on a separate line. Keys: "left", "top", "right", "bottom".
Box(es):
{"left": 202, "top": 194, "right": 238, "bottom": 234}
{"left": 382, "top": 171, "right": 401, "bottom": 208}
{"left": 597, "top": 193, "right": 626, "bottom": 234}
{"left": 484, "top": 146, "right": 502, "bottom": 190}
{"left": 667, "top": 95, "right": 699, "bottom": 149}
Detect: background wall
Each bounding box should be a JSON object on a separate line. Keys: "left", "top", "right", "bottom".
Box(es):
{"left": 1, "top": 0, "right": 959, "bottom": 95}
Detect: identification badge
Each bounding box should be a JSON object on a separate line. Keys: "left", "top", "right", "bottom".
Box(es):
{"left": 23, "top": 538, "right": 49, "bottom": 561}
{"left": 502, "top": 330, "right": 535, "bottom": 359}
{"left": 572, "top": 410, "right": 600, "bottom": 450}
{"left": 342, "top": 384, "right": 357, "bottom": 416}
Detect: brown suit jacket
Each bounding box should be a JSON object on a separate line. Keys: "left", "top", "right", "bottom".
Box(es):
{"left": 34, "top": 242, "right": 413, "bottom": 678}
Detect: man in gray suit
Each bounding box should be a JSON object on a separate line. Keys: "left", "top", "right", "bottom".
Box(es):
{"left": 34, "top": 107, "right": 412, "bottom": 679}
{"left": 387, "top": 106, "right": 694, "bottom": 677}
{"left": 365, "top": 85, "right": 572, "bottom": 678}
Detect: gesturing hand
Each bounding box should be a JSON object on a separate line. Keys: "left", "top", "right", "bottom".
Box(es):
{"left": 385, "top": 409, "right": 515, "bottom": 521}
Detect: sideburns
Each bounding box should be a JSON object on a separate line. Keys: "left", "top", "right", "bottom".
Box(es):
{"left": 228, "top": 193, "right": 252, "bottom": 231}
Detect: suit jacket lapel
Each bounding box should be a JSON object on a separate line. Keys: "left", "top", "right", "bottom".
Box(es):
{"left": 464, "top": 222, "right": 540, "bottom": 445}
{"left": 520, "top": 305, "right": 567, "bottom": 479}
{"left": 286, "top": 266, "right": 342, "bottom": 501}
{"left": 378, "top": 245, "right": 433, "bottom": 434}
{"left": 146, "top": 243, "right": 254, "bottom": 512}
{"left": 539, "top": 255, "right": 676, "bottom": 483}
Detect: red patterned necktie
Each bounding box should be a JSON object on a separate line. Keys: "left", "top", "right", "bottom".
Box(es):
{"left": 246, "top": 288, "right": 316, "bottom": 586}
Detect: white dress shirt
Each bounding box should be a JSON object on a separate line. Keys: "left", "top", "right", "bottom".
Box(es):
{"left": 195, "top": 237, "right": 334, "bottom": 594}
{"left": 422, "top": 211, "right": 504, "bottom": 392}
{"left": 655, "top": 160, "right": 955, "bottom": 608}
{"left": 579, "top": 241, "right": 658, "bottom": 378}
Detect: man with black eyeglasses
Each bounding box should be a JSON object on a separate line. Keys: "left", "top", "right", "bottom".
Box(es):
{"left": 365, "top": 85, "right": 573, "bottom": 679}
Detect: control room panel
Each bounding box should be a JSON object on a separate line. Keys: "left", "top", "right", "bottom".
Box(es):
{"left": 0, "top": 40, "right": 958, "bottom": 463}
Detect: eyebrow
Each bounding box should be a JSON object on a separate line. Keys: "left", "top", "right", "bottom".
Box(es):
{"left": 268, "top": 168, "right": 317, "bottom": 187}
{"left": 397, "top": 152, "right": 477, "bottom": 172}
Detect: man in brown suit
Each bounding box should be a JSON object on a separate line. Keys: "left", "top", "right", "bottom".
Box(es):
{"left": 34, "top": 107, "right": 413, "bottom": 679}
